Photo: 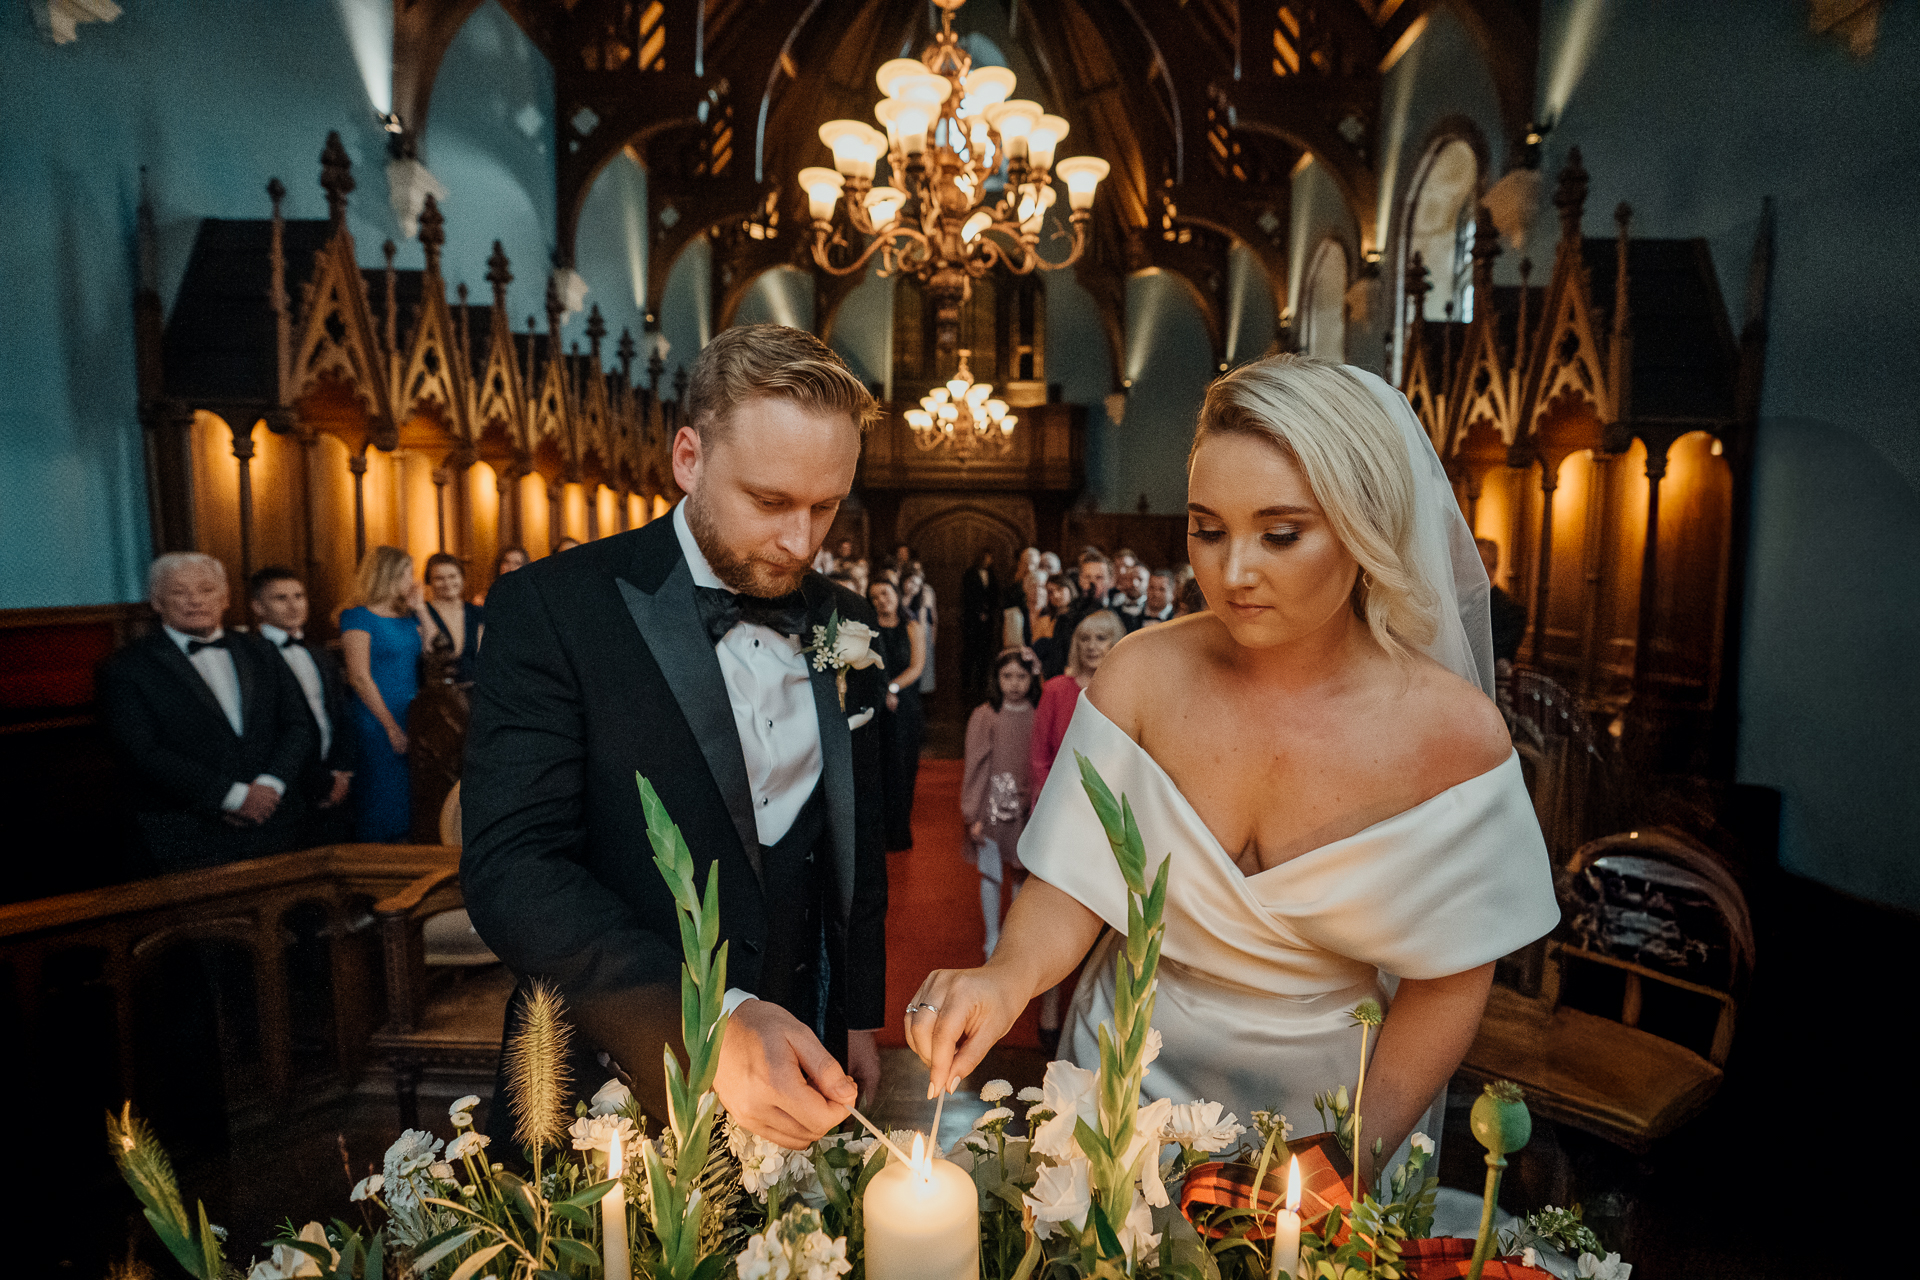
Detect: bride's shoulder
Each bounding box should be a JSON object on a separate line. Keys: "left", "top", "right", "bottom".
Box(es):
{"left": 1085, "top": 614, "right": 1220, "bottom": 738}
{"left": 1391, "top": 655, "right": 1513, "bottom": 786}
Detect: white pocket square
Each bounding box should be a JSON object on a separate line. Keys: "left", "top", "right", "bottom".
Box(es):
{"left": 847, "top": 706, "right": 875, "bottom": 730}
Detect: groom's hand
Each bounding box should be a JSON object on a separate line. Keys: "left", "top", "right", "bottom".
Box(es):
{"left": 716, "top": 998, "right": 856, "bottom": 1147}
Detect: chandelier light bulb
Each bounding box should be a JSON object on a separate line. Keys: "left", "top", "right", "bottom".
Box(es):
{"left": 938, "top": 402, "right": 959, "bottom": 422}
{"left": 906, "top": 409, "right": 933, "bottom": 431}
{"left": 875, "top": 58, "right": 927, "bottom": 99}
{"left": 967, "top": 381, "right": 993, "bottom": 406}
{"left": 986, "top": 100, "right": 1043, "bottom": 159}
{"left": 962, "top": 65, "right": 1017, "bottom": 111}
{"left": 873, "top": 98, "right": 905, "bottom": 149}
{"left": 1019, "top": 184, "right": 1056, "bottom": 233}
{"left": 798, "top": 167, "right": 844, "bottom": 223}
{"left": 1054, "top": 156, "right": 1110, "bottom": 212}
{"left": 1029, "top": 114, "right": 1069, "bottom": 171}
{"left": 819, "top": 120, "right": 879, "bottom": 180}
{"left": 985, "top": 399, "right": 1008, "bottom": 422}
{"left": 894, "top": 103, "right": 932, "bottom": 154}
{"left": 896, "top": 73, "right": 952, "bottom": 108}
{"left": 1000, "top": 414, "right": 1017, "bottom": 435}
{"left": 864, "top": 185, "right": 906, "bottom": 227}
{"left": 946, "top": 376, "right": 970, "bottom": 401}
{"left": 960, "top": 210, "right": 993, "bottom": 244}
{"left": 929, "top": 386, "right": 951, "bottom": 404}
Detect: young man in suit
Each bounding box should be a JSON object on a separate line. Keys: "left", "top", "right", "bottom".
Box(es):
{"left": 249, "top": 566, "right": 357, "bottom": 846}
{"left": 99, "top": 553, "right": 314, "bottom": 871}
{"left": 463, "top": 325, "right": 889, "bottom": 1147}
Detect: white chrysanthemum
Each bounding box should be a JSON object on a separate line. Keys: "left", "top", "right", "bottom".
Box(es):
{"left": 979, "top": 1079, "right": 1013, "bottom": 1102}
{"left": 1017, "top": 1086, "right": 1045, "bottom": 1104}
{"left": 349, "top": 1174, "right": 383, "bottom": 1202}
{"left": 446, "top": 1131, "right": 491, "bottom": 1161}
{"left": 978, "top": 1106, "right": 1015, "bottom": 1126}
{"left": 427, "top": 1162, "right": 455, "bottom": 1181}
{"left": 1166, "top": 1101, "right": 1246, "bottom": 1154}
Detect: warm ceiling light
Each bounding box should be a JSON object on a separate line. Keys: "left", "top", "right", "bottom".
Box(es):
{"left": 960, "top": 209, "right": 992, "bottom": 243}
{"left": 798, "top": 167, "right": 843, "bottom": 223}
{"left": 985, "top": 99, "right": 1043, "bottom": 158}
{"left": 864, "top": 185, "right": 906, "bottom": 227}
{"left": 818, "top": 119, "right": 880, "bottom": 180}
{"left": 1029, "top": 114, "right": 1069, "bottom": 171}
{"left": 876, "top": 58, "right": 928, "bottom": 99}
{"left": 963, "top": 65, "right": 1016, "bottom": 110}
{"left": 1054, "top": 156, "right": 1110, "bottom": 212}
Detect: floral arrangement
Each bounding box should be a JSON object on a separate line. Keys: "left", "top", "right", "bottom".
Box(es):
{"left": 107, "top": 763, "right": 1629, "bottom": 1280}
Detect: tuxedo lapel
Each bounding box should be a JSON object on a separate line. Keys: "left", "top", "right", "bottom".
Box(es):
{"left": 151, "top": 635, "right": 237, "bottom": 735}
{"left": 231, "top": 637, "right": 260, "bottom": 739}
{"left": 803, "top": 576, "right": 858, "bottom": 923}
{"left": 616, "top": 552, "right": 764, "bottom": 887}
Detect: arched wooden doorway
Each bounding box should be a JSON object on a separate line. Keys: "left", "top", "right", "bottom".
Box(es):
{"left": 898, "top": 495, "right": 1034, "bottom": 732}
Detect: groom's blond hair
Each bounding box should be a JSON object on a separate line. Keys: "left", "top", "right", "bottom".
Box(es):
{"left": 1190, "top": 354, "right": 1440, "bottom": 661}
{"left": 685, "top": 324, "right": 878, "bottom": 443}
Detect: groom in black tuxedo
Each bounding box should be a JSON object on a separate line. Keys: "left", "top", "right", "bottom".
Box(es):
{"left": 462, "top": 325, "right": 888, "bottom": 1146}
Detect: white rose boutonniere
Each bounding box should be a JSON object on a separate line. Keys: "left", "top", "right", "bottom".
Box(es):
{"left": 803, "top": 611, "right": 884, "bottom": 711}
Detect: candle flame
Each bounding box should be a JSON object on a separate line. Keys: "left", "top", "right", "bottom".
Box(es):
{"left": 1285, "top": 1155, "right": 1301, "bottom": 1214}
{"left": 909, "top": 1131, "right": 929, "bottom": 1177}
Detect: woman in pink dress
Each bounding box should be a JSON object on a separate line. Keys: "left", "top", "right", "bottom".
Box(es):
{"left": 1029, "top": 609, "right": 1124, "bottom": 796}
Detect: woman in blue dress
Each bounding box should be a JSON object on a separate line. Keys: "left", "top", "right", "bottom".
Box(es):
{"left": 339, "top": 546, "right": 430, "bottom": 841}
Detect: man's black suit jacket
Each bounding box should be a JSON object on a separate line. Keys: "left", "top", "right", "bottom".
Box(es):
{"left": 292, "top": 639, "right": 359, "bottom": 799}
{"left": 98, "top": 629, "right": 315, "bottom": 868}
{"left": 460, "top": 516, "right": 889, "bottom": 1112}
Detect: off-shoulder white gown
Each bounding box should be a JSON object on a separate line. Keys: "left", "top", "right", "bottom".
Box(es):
{"left": 1019, "top": 695, "right": 1559, "bottom": 1144}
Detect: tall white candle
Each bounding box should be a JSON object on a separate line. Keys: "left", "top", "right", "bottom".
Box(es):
{"left": 863, "top": 1135, "right": 979, "bottom": 1280}
{"left": 1269, "top": 1155, "right": 1302, "bottom": 1280}
{"left": 603, "top": 1135, "right": 632, "bottom": 1280}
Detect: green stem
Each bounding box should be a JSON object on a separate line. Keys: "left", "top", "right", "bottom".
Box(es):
{"left": 1465, "top": 1156, "right": 1505, "bottom": 1280}
{"left": 1349, "top": 1023, "right": 1370, "bottom": 1205}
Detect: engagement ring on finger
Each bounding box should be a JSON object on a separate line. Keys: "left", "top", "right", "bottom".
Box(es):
{"left": 904, "top": 1001, "right": 939, "bottom": 1016}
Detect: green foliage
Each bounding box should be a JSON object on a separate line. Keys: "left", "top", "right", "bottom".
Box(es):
{"left": 1501, "top": 1204, "right": 1605, "bottom": 1260}
{"left": 637, "top": 771, "right": 733, "bottom": 1280}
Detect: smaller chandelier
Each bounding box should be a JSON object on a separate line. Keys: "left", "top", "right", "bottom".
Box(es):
{"left": 799, "top": 0, "right": 1109, "bottom": 351}
{"left": 904, "top": 349, "right": 1015, "bottom": 457}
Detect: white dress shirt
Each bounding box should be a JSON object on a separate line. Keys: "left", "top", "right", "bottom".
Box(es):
{"left": 161, "top": 625, "right": 286, "bottom": 811}
{"left": 673, "top": 501, "right": 823, "bottom": 847}
{"left": 259, "top": 624, "right": 333, "bottom": 760}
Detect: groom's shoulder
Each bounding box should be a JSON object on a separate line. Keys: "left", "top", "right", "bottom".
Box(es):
{"left": 502, "top": 523, "right": 676, "bottom": 602}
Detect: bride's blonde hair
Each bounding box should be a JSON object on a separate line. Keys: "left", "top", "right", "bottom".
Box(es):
{"left": 1190, "top": 353, "right": 1439, "bottom": 660}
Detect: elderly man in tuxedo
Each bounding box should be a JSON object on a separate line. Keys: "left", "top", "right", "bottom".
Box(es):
{"left": 249, "top": 566, "right": 358, "bottom": 846}
{"left": 99, "top": 553, "right": 314, "bottom": 871}
{"left": 463, "top": 325, "right": 889, "bottom": 1146}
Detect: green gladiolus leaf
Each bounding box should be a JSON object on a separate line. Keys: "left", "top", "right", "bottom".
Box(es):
{"left": 550, "top": 1237, "right": 601, "bottom": 1268}
{"left": 447, "top": 1242, "right": 508, "bottom": 1280}
{"left": 409, "top": 1227, "right": 481, "bottom": 1274}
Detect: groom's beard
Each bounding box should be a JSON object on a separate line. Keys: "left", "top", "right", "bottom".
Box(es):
{"left": 685, "top": 490, "right": 811, "bottom": 598}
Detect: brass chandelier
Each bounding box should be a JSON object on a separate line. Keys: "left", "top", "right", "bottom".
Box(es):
{"left": 798, "top": 0, "right": 1109, "bottom": 355}
{"left": 904, "top": 348, "right": 1015, "bottom": 457}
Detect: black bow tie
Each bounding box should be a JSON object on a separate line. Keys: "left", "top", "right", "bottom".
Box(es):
{"left": 185, "top": 635, "right": 229, "bottom": 655}
{"left": 279, "top": 636, "right": 302, "bottom": 650}
{"left": 693, "top": 585, "right": 809, "bottom": 644}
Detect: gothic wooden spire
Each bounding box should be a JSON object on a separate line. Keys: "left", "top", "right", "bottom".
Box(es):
{"left": 320, "top": 131, "right": 354, "bottom": 227}
{"left": 486, "top": 240, "right": 512, "bottom": 311}
{"left": 1553, "top": 146, "right": 1589, "bottom": 247}
{"left": 616, "top": 327, "right": 637, "bottom": 384}
{"left": 586, "top": 304, "right": 607, "bottom": 361}
{"left": 419, "top": 193, "right": 445, "bottom": 276}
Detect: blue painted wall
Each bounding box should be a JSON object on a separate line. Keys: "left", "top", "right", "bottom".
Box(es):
{"left": 0, "top": 0, "right": 553, "bottom": 607}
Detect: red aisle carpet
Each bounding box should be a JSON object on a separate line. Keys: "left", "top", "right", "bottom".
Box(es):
{"left": 877, "top": 758, "right": 1041, "bottom": 1051}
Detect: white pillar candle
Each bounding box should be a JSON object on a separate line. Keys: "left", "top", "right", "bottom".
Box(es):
{"left": 1269, "top": 1155, "right": 1302, "bottom": 1280}
{"left": 603, "top": 1135, "right": 632, "bottom": 1280}
{"left": 863, "top": 1136, "right": 979, "bottom": 1280}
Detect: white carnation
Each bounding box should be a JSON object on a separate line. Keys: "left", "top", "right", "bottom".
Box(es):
{"left": 1166, "top": 1101, "right": 1246, "bottom": 1154}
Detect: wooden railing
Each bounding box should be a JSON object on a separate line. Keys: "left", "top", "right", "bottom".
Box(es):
{"left": 0, "top": 844, "right": 457, "bottom": 1114}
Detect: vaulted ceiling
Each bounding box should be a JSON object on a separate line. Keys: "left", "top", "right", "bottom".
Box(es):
{"left": 423, "top": 0, "right": 1542, "bottom": 381}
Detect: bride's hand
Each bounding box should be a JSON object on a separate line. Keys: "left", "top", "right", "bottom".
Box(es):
{"left": 903, "top": 966, "right": 1026, "bottom": 1100}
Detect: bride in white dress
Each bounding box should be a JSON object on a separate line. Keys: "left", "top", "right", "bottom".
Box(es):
{"left": 906, "top": 355, "right": 1558, "bottom": 1183}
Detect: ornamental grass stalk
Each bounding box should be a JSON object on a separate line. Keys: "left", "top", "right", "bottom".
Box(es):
{"left": 507, "top": 979, "right": 574, "bottom": 1175}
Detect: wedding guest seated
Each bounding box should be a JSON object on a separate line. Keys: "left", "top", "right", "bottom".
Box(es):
{"left": 1140, "top": 570, "right": 1177, "bottom": 626}
{"left": 487, "top": 546, "right": 528, "bottom": 603}
{"left": 962, "top": 648, "right": 1044, "bottom": 958}
{"left": 248, "top": 565, "right": 356, "bottom": 846}
{"left": 553, "top": 536, "right": 582, "bottom": 554}
{"left": 1173, "top": 576, "right": 1206, "bottom": 618}
{"left": 1112, "top": 561, "right": 1150, "bottom": 631}
{"left": 1039, "top": 550, "right": 1062, "bottom": 577}
{"left": 423, "top": 553, "right": 485, "bottom": 686}
{"left": 100, "top": 552, "right": 314, "bottom": 871}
